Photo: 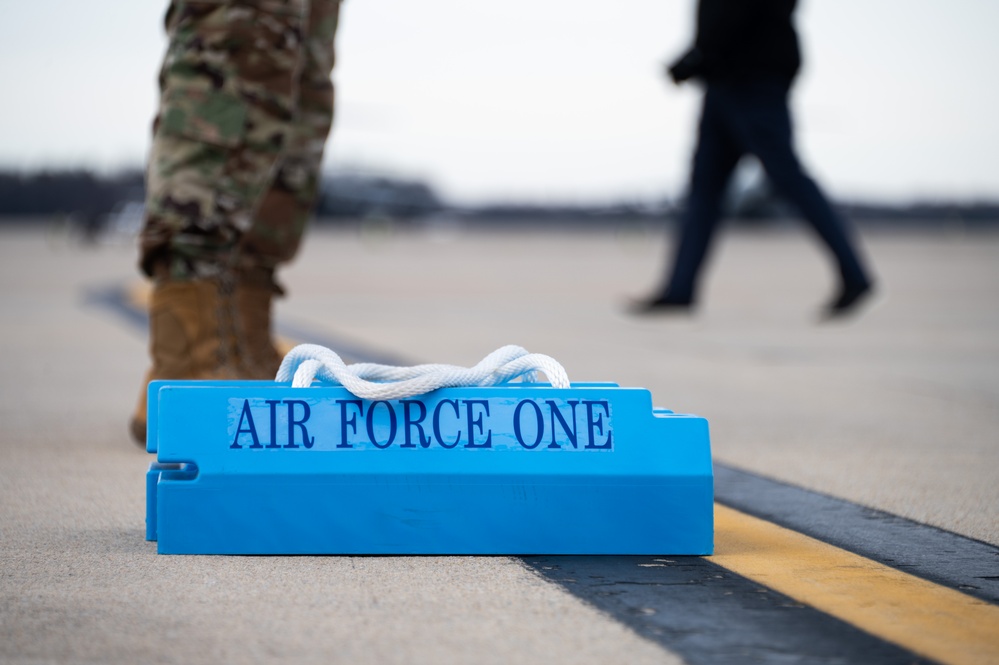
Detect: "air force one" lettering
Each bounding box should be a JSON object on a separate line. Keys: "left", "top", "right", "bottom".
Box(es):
{"left": 228, "top": 397, "right": 613, "bottom": 452}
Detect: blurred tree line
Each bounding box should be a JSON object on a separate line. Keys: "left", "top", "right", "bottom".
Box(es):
{"left": 0, "top": 169, "right": 144, "bottom": 221}
{"left": 1, "top": 168, "right": 997, "bottom": 227}
{"left": 0, "top": 168, "right": 443, "bottom": 223}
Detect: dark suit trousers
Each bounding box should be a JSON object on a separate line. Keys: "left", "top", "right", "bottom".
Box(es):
{"left": 664, "top": 78, "right": 870, "bottom": 302}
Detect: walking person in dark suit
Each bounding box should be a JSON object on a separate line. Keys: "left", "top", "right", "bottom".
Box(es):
{"left": 634, "top": 0, "right": 875, "bottom": 319}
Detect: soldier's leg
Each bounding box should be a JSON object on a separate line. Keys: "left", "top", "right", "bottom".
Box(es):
{"left": 141, "top": 0, "right": 308, "bottom": 280}
{"left": 132, "top": 0, "right": 309, "bottom": 444}
{"left": 233, "top": 0, "right": 341, "bottom": 378}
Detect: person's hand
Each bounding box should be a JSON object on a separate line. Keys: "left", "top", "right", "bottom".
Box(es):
{"left": 667, "top": 48, "right": 703, "bottom": 85}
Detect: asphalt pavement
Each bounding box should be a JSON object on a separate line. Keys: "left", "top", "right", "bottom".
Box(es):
{"left": 2, "top": 221, "right": 997, "bottom": 664}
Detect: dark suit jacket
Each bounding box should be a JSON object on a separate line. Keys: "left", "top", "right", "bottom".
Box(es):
{"left": 672, "top": 0, "right": 801, "bottom": 84}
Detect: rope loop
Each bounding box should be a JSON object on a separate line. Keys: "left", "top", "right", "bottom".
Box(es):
{"left": 275, "top": 344, "right": 570, "bottom": 400}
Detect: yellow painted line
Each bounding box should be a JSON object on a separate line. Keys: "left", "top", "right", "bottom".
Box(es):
{"left": 713, "top": 504, "right": 999, "bottom": 665}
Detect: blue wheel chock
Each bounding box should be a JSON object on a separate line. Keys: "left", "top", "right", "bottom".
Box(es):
{"left": 145, "top": 380, "right": 714, "bottom": 555}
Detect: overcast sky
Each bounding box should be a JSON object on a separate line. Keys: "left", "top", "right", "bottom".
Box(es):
{"left": 1, "top": 0, "right": 997, "bottom": 203}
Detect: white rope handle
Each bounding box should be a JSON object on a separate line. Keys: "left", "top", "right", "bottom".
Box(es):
{"left": 275, "top": 344, "right": 571, "bottom": 400}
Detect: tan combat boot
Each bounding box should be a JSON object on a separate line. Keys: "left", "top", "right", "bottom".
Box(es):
{"left": 234, "top": 269, "right": 284, "bottom": 381}
{"left": 129, "top": 278, "right": 238, "bottom": 445}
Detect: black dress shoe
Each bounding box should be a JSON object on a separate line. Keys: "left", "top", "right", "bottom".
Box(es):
{"left": 628, "top": 294, "right": 694, "bottom": 315}
{"left": 820, "top": 280, "right": 874, "bottom": 320}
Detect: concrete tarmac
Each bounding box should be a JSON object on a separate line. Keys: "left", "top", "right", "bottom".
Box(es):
{"left": 1, "top": 222, "right": 997, "bottom": 663}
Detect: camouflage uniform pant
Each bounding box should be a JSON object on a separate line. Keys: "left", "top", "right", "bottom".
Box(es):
{"left": 140, "top": 0, "right": 341, "bottom": 281}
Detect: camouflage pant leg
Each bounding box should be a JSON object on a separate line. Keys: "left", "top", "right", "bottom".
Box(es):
{"left": 140, "top": 0, "right": 310, "bottom": 279}
{"left": 237, "top": 0, "right": 341, "bottom": 274}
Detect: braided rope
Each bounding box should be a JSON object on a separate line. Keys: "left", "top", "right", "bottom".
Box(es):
{"left": 275, "top": 344, "right": 570, "bottom": 400}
